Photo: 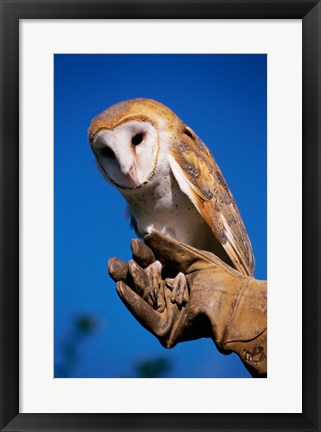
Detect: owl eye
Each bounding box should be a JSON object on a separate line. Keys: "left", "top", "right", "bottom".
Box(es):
{"left": 100, "top": 146, "right": 115, "bottom": 160}
{"left": 132, "top": 133, "right": 144, "bottom": 146}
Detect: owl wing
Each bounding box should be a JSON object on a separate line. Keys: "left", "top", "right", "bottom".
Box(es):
{"left": 168, "top": 127, "right": 255, "bottom": 276}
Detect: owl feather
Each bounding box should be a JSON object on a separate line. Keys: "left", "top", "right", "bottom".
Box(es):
{"left": 168, "top": 127, "right": 255, "bottom": 276}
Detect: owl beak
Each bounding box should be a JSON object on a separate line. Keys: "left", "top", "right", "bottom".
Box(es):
{"left": 119, "top": 163, "right": 137, "bottom": 184}
{"left": 127, "top": 165, "right": 137, "bottom": 184}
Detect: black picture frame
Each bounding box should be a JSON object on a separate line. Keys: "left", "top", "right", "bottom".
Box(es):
{"left": 1, "top": 1, "right": 320, "bottom": 431}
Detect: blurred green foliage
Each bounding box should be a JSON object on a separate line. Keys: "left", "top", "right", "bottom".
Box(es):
{"left": 55, "top": 313, "right": 173, "bottom": 378}
{"left": 135, "top": 357, "right": 172, "bottom": 378}
{"left": 55, "top": 314, "right": 99, "bottom": 377}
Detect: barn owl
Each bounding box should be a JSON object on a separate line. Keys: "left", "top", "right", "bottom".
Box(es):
{"left": 88, "top": 98, "right": 255, "bottom": 307}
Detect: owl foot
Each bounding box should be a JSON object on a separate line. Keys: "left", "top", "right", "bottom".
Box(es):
{"left": 165, "top": 272, "right": 188, "bottom": 307}
{"left": 145, "top": 260, "right": 165, "bottom": 311}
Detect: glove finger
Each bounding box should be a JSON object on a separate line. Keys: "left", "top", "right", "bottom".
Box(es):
{"left": 129, "top": 260, "right": 166, "bottom": 312}
{"left": 130, "top": 238, "right": 156, "bottom": 268}
{"left": 144, "top": 231, "right": 216, "bottom": 273}
{"left": 128, "top": 260, "right": 150, "bottom": 299}
{"left": 108, "top": 257, "right": 129, "bottom": 282}
{"left": 116, "top": 281, "right": 163, "bottom": 333}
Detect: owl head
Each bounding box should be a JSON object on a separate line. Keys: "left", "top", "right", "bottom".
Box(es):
{"left": 88, "top": 98, "right": 185, "bottom": 190}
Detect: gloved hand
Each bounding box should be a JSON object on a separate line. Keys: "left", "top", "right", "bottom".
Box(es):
{"left": 108, "top": 231, "right": 267, "bottom": 378}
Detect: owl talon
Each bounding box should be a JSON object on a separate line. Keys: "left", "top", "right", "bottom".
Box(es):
{"left": 146, "top": 260, "right": 162, "bottom": 309}
{"left": 149, "top": 290, "right": 158, "bottom": 309}
{"left": 170, "top": 272, "right": 188, "bottom": 306}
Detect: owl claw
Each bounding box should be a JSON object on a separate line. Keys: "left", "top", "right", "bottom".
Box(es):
{"left": 168, "top": 272, "right": 188, "bottom": 307}
{"left": 149, "top": 290, "right": 158, "bottom": 309}
{"left": 146, "top": 260, "right": 162, "bottom": 310}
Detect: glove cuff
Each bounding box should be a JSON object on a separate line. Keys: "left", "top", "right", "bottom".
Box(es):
{"left": 225, "top": 329, "right": 267, "bottom": 377}
{"left": 218, "top": 278, "right": 267, "bottom": 377}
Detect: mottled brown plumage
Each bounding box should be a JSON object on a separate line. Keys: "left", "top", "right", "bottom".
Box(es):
{"left": 168, "top": 126, "right": 255, "bottom": 276}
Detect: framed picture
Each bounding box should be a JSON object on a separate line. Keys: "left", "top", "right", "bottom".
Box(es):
{"left": 1, "top": 0, "right": 320, "bottom": 431}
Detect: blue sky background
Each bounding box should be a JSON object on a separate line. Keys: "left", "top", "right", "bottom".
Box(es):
{"left": 54, "top": 54, "right": 266, "bottom": 378}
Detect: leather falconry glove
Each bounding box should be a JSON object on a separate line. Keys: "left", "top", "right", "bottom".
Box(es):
{"left": 108, "top": 231, "right": 267, "bottom": 378}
